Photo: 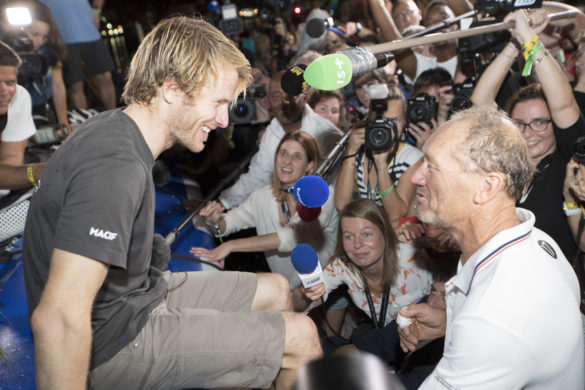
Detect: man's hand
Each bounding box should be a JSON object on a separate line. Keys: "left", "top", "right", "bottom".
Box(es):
{"left": 396, "top": 222, "right": 425, "bottom": 243}
{"left": 398, "top": 303, "right": 446, "bottom": 353}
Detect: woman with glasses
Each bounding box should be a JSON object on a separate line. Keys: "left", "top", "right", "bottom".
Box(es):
{"left": 471, "top": 10, "right": 585, "bottom": 259}
{"left": 190, "top": 131, "right": 339, "bottom": 289}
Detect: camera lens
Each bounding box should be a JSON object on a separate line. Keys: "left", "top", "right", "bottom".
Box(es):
{"left": 409, "top": 105, "right": 424, "bottom": 122}
{"left": 235, "top": 103, "right": 249, "bottom": 117}
{"left": 450, "top": 95, "right": 471, "bottom": 113}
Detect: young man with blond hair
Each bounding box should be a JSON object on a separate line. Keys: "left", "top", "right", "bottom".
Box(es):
{"left": 24, "top": 17, "right": 321, "bottom": 390}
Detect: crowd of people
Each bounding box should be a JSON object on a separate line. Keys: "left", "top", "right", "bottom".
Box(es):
{"left": 3, "top": 0, "right": 585, "bottom": 388}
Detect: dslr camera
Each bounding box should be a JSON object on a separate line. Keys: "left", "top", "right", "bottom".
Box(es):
{"left": 450, "top": 81, "right": 474, "bottom": 114}
{"left": 407, "top": 94, "right": 438, "bottom": 127}
{"left": 365, "top": 84, "right": 397, "bottom": 151}
{"left": 229, "top": 84, "right": 267, "bottom": 125}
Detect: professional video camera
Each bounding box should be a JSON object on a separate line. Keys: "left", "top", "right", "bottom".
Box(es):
{"left": 458, "top": 0, "right": 543, "bottom": 57}
{"left": 229, "top": 84, "right": 267, "bottom": 125}
{"left": 365, "top": 84, "right": 398, "bottom": 151}
{"left": 458, "top": 19, "right": 510, "bottom": 55}
{"left": 1, "top": 5, "right": 50, "bottom": 83}
{"left": 450, "top": 80, "right": 474, "bottom": 113}
{"left": 474, "top": 0, "right": 543, "bottom": 18}
{"left": 407, "top": 94, "right": 438, "bottom": 127}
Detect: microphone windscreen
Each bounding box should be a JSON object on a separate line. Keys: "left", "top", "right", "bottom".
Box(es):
{"left": 151, "top": 233, "right": 171, "bottom": 271}
{"left": 298, "top": 204, "right": 321, "bottom": 222}
{"left": 153, "top": 160, "right": 171, "bottom": 188}
{"left": 291, "top": 243, "right": 319, "bottom": 274}
{"left": 306, "top": 18, "right": 326, "bottom": 38}
{"left": 304, "top": 53, "right": 353, "bottom": 90}
{"left": 281, "top": 64, "right": 308, "bottom": 96}
{"left": 293, "top": 176, "right": 329, "bottom": 208}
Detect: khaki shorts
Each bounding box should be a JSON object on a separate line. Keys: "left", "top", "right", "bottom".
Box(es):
{"left": 89, "top": 271, "right": 286, "bottom": 390}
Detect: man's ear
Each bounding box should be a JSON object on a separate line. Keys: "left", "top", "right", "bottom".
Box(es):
{"left": 161, "top": 78, "right": 180, "bottom": 104}
{"left": 474, "top": 172, "right": 506, "bottom": 204}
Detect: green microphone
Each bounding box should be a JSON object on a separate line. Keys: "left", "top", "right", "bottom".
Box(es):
{"left": 304, "top": 47, "right": 394, "bottom": 90}
{"left": 304, "top": 53, "right": 353, "bottom": 90}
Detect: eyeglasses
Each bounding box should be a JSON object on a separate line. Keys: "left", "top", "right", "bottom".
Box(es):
{"left": 512, "top": 118, "right": 552, "bottom": 133}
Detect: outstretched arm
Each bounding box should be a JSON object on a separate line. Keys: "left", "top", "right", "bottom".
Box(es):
{"left": 470, "top": 42, "right": 520, "bottom": 110}
{"left": 367, "top": 0, "right": 418, "bottom": 80}
{"left": 507, "top": 9, "right": 581, "bottom": 127}
{"left": 190, "top": 232, "right": 281, "bottom": 264}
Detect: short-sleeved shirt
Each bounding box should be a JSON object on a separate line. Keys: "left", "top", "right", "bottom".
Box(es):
{"left": 314, "top": 243, "right": 432, "bottom": 326}
{"left": 23, "top": 109, "right": 167, "bottom": 369}
{"left": 1, "top": 85, "right": 36, "bottom": 142}
{"left": 420, "top": 208, "right": 584, "bottom": 389}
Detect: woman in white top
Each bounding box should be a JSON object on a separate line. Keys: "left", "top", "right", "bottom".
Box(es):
{"left": 191, "top": 131, "right": 339, "bottom": 289}
{"left": 293, "top": 199, "right": 432, "bottom": 327}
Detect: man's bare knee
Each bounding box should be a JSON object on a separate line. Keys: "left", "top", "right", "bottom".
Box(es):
{"left": 282, "top": 312, "right": 323, "bottom": 369}
{"left": 252, "top": 273, "right": 292, "bottom": 311}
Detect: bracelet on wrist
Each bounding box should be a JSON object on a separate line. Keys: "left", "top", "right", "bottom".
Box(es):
{"left": 26, "top": 164, "right": 37, "bottom": 187}
{"left": 532, "top": 50, "right": 549, "bottom": 67}
{"left": 380, "top": 185, "right": 395, "bottom": 198}
{"left": 205, "top": 221, "right": 224, "bottom": 243}
{"left": 522, "top": 41, "right": 544, "bottom": 77}
{"left": 521, "top": 35, "right": 539, "bottom": 54}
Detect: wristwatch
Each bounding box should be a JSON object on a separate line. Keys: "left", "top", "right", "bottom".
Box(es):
{"left": 563, "top": 201, "right": 581, "bottom": 217}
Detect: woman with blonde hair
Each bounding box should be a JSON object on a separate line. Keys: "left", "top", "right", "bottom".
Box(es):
{"left": 191, "top": 130, "right": 339, "bottom": 288}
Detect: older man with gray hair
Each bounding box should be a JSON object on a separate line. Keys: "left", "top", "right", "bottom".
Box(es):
{"left": 399, "top": 107, "right": 584, "bottom": 389}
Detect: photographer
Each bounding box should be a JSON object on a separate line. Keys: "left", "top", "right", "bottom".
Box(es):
{"left": 0, "top": 42, "right": 36, "bottom": 166}
{"left": 19, "top": 1, "right": 71, "bottom": 131}
{"left": 334, "top": 82, "right": 422, "bottom": 227}
{"left": 471, "top": 9, "right": 585, "bottom": 260}
{"left": 407, "top": 67, "right": 454, "bottom": 149}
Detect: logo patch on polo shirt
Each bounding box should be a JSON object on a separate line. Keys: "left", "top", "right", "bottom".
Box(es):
{"left": 538, "top": 240, "right": 557, "bottom": 259}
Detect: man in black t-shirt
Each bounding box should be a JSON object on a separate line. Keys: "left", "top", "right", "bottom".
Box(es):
{"left": 23, "top": 17, "right": 322, "bottom": 390}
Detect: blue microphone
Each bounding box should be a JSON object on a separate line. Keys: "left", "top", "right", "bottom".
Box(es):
{"left": 291, "top": 243, "right": 324, "bottom": 288}
{"left": 282, "top": 175, "right": 329, "bottom": 208}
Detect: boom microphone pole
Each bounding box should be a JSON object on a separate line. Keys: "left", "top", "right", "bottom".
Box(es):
{"left": 315, "top": 129, "right": 352, "bottom": 180}
{"left": 303, "top": 10, "right": 578, "bottom": 90}
{"left": 406, "top": 10, "right": 477, "bottom": 39}
{"left": 164, "top": 146, "right": 258, "bottom": 246}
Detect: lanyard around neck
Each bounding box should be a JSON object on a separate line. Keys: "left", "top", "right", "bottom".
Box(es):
{"left": 362, "top": 276, "right": 390, "bottom": 329}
